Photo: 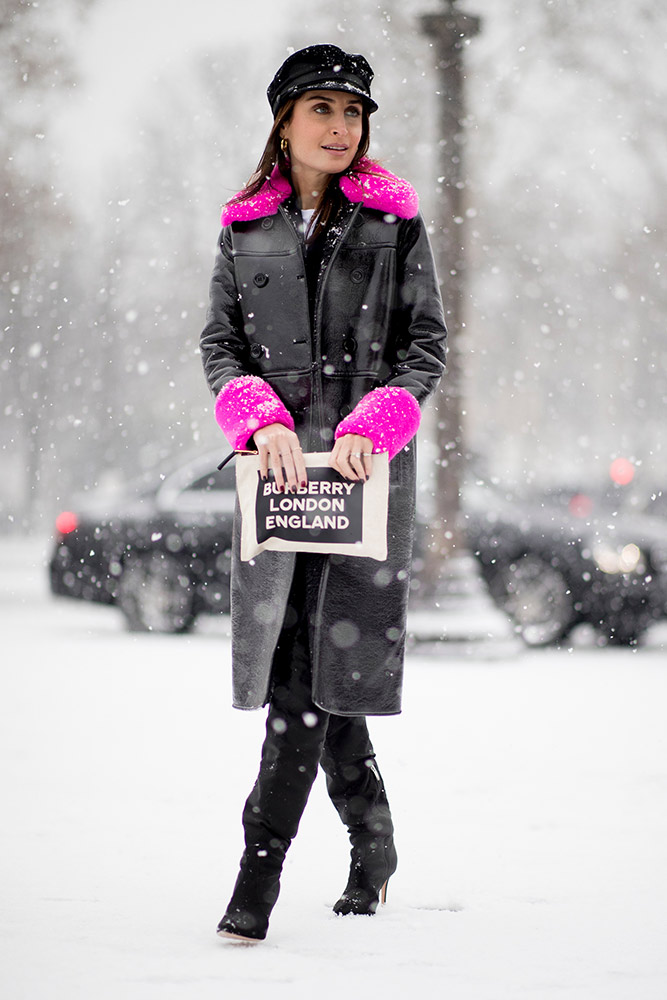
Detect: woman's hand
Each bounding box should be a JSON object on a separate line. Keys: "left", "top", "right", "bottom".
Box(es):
{"left": 330, "top": 434, "right": 374, "bottom": 481}
{"left": 254, "top": 423, "right": 307, "bottom": 492}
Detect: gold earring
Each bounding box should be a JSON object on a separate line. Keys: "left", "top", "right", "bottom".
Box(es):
{"left": 280, "top": 136, "right": 288, "bottom": 153}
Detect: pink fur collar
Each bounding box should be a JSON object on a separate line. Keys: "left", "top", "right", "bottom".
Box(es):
{"left": 221, "top": 157, "right": 419, "bottom": 226}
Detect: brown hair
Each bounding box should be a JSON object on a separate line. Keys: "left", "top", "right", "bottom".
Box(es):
{"left": 227, "top": 96, "right": 372, "bottom": 242}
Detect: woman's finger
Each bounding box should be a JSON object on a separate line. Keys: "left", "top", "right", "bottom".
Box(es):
{"left": 266, "top": 441, "right": 286, "bottom": 490}
{"left": 348, "top": 451, "right": 367, "bottom": 480}
{"left": 279, "top": 448, "right": 299, "bottom": 492}
{"left": 254, "top": 424, "right": 307, "bottom": 489}
{"left": 293, "top": 447, "right": 307, "bottom": 487}
{"left": 334, "top": 445, "right": 361, "bottom": 480}
{"left": 258, "top": 445, "right": 270, "bottom": 481}
{"left": 255, "top": 428, "right": 274, "bottom": 481}
{"left": 330, "top": 435, "right": 374, "bottom": 481}
{"left": 329, "top": 440, "right": 348, "bottom": 479}
{"left": 330, "top": 441, "right": 352, "bottom": 479}
{"left": 275, "top": 433, "right": 307, "bottom": 490}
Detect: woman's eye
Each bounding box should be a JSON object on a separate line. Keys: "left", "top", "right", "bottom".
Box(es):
{"left": 345, "top": 107, "right": 361, "bottom": 117}
{"left": 314, "top": 104, "right": 330, "bottom": 114}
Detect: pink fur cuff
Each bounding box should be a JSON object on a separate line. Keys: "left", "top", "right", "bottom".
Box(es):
{"left": 214, "top": 375, "right": 294, "bottom": 450}
{"left": 334, "top": 386, "right": 421, "bottom": 460}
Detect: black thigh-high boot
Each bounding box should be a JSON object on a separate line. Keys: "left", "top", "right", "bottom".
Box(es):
{"left": 218, "top": 599, "right": 329, "bottom": 942}
{"left": 320, "top": 716, "right": 398, "bottom": 915}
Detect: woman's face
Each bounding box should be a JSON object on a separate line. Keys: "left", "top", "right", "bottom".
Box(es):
{"left": 281, "top": 90, "right": 364, "bottom": 180}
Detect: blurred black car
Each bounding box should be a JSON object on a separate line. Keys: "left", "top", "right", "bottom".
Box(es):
{"left": 50, "top": 453, "right": 667, "bottom": 645}
{"left": 462, "top": 481, "right": 667, "bottom": 646}
{"left": 49, "top": 453, "right": 235, "bottom": 632}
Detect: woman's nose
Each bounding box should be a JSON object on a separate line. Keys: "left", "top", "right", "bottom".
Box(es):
{"left": 331, "top": 115, "right": 348, "bottom": 135}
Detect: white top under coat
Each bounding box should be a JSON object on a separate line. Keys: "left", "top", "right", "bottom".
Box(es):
{"left": 301, "top": 207, "right": 316, "bottom": 237}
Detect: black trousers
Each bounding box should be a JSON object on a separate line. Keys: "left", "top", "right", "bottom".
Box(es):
{"left": 241, "top": 559, "right": 393, "bottom": 853}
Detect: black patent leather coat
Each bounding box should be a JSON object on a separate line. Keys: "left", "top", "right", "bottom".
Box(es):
{"left": 201, "top": 199, "right": 446, "bottom": 715}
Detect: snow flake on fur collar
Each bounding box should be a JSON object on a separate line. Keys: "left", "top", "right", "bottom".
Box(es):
{"left": 338, "top": 159, "right": 419, "bottom": 219}
{"left": 220, "top": 157, "right": 418, "bottom": 226}
{"left": 220, "top": 168, "right": 293, "bottom": 226}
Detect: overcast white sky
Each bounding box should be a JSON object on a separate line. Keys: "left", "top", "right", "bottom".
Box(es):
{"left": 78, "top": 0, "right": 281, "bottom": 85}
{"left": 63, "top": 0, "right": 311, "bottom": 176}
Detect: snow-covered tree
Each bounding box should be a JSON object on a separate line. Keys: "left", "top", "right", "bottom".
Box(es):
{"left": 464, "top": 0, "right": 667, "bottom": 489}
{"left": 0, "top": 0, "right": 91, "bottom": 529}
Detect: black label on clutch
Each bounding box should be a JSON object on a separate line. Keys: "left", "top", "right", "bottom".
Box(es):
{"left": 255, "top": 467, "right": 364, "bottom": 545}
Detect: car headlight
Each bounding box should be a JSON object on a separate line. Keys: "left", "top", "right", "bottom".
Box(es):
{"left": 593, "top": 542, "right": 644, "bottom": 575}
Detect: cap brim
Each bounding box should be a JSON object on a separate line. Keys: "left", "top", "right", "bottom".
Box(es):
{"left": 274, "top": 80, "right": 378, "bottom": 115}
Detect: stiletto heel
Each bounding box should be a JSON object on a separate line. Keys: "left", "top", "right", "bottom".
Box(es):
{"left": 333, "top": 835, "right": 397, "bottom": 916}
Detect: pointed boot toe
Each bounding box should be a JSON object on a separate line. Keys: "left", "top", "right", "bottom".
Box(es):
{"left": 216, "top": 842, "right": 285, "bottom": 943}
{"left": 217, "top": 910, "right": 267, "bottom": 943}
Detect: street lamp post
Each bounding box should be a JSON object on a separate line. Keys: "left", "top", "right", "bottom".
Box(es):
{"left": 421, "top": 0, "right": 481, "bottom": 586}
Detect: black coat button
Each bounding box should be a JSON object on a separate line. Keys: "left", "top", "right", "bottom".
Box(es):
{"left": 249, "top": 343, "right": 263, "bottom": 359}
{"left": 261, "top": 218, "right": 274, "bottom": 230}
{"left": 343, "top": 337, "right": 357, "bottom": 354}
{"left": 253, "top": 273, "right": 269, "bottom": 287}
{"left": 350, "top": 268, "right": 364, "bottom": 283}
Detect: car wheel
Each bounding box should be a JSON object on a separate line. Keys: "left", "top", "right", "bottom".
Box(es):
{"left": 118, "top": 551, "right": 195, "bottom": 633}
{"left": 602, "top": 624, "right": 644, "bottom": 647}
{"left": 489, "top": 553, "right": 576, "bottom": 647}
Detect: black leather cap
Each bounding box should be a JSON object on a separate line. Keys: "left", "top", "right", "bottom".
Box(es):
{"left": 267, "top": 44, "right": 378, "bottom": 117}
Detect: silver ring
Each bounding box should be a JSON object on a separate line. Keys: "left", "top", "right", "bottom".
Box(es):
{"left": 351, "top": 452, "right": 362, "bottom": 457}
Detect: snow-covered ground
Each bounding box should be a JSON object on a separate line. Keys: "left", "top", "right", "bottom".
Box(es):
{"left": 1, "top": 537, "right": 666, "bottom": 1000}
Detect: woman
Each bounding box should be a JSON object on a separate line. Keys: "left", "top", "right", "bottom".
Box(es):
{"left": 200, "top": 43, "right": 446, "bottom": 943}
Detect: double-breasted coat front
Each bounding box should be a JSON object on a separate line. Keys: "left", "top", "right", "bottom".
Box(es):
{"left": 200, "top": 160, "right": 446, "bottom": 716}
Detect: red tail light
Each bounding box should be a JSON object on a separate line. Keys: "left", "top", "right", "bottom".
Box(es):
{"left": 55, "top": 511, "right": 79, "bottom": 535}
{"left": 569, "top": 494, "right": 593, "bottom": 518}
{"left": 609, "top": 457, "right": 635, "bottom": 486}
